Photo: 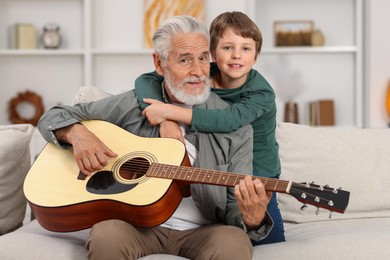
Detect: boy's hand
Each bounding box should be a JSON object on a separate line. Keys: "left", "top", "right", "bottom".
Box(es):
{"left": 142, "top": 98, "right": 169, "bottom": 125}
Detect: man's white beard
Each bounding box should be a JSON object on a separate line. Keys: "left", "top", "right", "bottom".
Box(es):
{"left": 164, "top": 72, "right": 210, "bottom": 105}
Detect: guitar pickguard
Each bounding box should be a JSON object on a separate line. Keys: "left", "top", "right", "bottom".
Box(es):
{"left": 86, "top": 155, "right": 154, "bottom": 195}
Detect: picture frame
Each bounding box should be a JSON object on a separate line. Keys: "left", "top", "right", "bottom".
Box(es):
{"left": 143, "top": 0, "right": 205, "bottom": 49}
{"left": 274, "top": 20, "right": 314, "bottom": 47}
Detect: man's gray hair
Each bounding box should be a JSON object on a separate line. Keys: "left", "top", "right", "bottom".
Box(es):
{"left": 152, "top": 16, "right": 210, "bottom": 63}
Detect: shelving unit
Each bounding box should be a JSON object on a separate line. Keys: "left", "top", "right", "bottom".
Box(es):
{"left": 0, "top": 0, "right": 364, "bottom": 129}
{"left": 249, "top": 0, "right": 364, "bottom": 127}
{"left": 0, "top": 0, "right": 83, "bottom": 129}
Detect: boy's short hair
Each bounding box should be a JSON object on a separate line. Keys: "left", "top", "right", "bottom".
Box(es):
{"left": 210, "top": 11, "right": 262, "bottom": 60}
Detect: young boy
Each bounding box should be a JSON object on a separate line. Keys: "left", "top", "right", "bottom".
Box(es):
{"left": 135, "top": 11, "right": 285, "bottom": 244}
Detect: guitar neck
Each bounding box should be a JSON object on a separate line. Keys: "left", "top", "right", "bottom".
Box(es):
{"left": 146, "top": 163, "right": 291, "bottom": 193}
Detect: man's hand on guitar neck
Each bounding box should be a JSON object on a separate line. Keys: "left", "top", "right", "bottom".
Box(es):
{"left": 235, "top": 175, "right": 272, "bottom": 231}
{"left": 54, "top": 123, "right": 118, "bottom": 176}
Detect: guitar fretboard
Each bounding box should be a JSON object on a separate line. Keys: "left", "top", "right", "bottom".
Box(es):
{"left": 146, "top": 162, "right": 290, "bottom": 193}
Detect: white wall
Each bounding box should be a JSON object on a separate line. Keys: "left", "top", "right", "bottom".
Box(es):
{"left": 366, "top": 0, "right": 390, "bottom": 128}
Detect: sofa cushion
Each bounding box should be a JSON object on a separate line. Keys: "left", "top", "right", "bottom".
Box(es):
{"left": 0, "top": 124, "right": 33, "bottom": 235}
{"left": 73, "top": 85, "right": 111, "bottom": 105}
{"left": 276, "top": 122, "right": 390, "bottom": 223}
{"left": 0, "top": 220, "right": 89, "bottom": 259}
{"left": 253, "top": 217, "right": 390, "bottom": 259}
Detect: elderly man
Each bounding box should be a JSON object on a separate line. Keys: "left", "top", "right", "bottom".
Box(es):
{"left": 38, "top": 16, "right": 272, "bottom": 260}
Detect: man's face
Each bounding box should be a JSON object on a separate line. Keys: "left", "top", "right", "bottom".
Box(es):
{"left": 156, "top": 33, "right": 211, "bottom": 105}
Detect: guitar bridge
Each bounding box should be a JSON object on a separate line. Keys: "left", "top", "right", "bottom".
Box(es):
{"left": 77, "top": 171, "right": 87, "bottom": 180}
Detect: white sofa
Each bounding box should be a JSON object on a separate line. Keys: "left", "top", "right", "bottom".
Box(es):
{"left": 1, "top": 87, "right": 390, "bottom": 259}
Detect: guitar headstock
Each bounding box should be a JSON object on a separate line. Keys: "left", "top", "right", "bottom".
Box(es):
{"left": 289, "top": 182, "right": 350, "bottom": 213}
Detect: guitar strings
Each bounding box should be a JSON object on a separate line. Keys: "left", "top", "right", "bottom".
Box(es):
{"left": 102, "top": 159, "right": 289, "bottom": 190}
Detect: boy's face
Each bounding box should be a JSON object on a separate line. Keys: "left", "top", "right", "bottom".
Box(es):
{"left": 213, "top": 28, "right": 257, "bottom": 88}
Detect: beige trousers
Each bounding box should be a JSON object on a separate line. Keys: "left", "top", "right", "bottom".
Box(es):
{"left": 86, "top": 219, "right": 253, "bottom": 260}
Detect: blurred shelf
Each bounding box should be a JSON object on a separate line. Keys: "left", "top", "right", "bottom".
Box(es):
{"left": 91, "top": 49, "right": 153, "bottom": 55}
{"left": 0, "top": 49, "right": 84, "bottom": 56}
{"left": 262, "top": 46, "right": 358, "bottom": 54}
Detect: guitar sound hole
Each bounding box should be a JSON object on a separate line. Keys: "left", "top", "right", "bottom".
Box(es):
{"left": 119, "top": 157, "right": 149, "bottom": 180}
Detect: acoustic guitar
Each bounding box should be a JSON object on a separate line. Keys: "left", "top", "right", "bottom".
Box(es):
{"left": 24, "top": 120, "right": 350, "bottom": 232}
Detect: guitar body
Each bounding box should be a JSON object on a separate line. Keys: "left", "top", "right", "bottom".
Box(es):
{"left": 25, "top": 120, "right": 350, "bottom": 232}
{"left": 24, "top": 120, "right": 187, "bottom": 232}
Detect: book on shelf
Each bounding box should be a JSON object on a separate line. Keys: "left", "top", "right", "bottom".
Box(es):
{"left": 9, "top": 23, "right": 37, "bottom": 49}
{"left": 308, "top": 99, "right": 335, "bottom": 126}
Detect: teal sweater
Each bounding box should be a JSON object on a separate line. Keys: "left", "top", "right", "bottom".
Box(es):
{"left": 135, "top": 63, "right": 280, "bottom": 178}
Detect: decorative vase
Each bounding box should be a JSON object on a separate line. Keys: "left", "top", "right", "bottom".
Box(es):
{"left": 311, "top": 29, "right": 325, "bottom": 46}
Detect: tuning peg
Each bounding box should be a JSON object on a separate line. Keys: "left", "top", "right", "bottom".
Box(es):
{"left": 329, "top": 211, "right": 333, "bottom": 219}
{"left": 315, "top": 207, "right": 320, "bottom": 215}
{"left": 300, "top": 204, "right": 308, "bottom": 211}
